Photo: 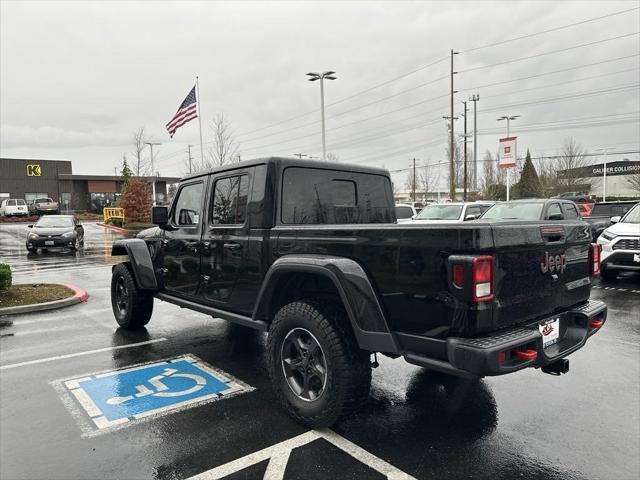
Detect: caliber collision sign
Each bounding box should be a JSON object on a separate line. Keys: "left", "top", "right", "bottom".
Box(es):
{"left": 499, "top": 137, "right": 517, "bottom": 168}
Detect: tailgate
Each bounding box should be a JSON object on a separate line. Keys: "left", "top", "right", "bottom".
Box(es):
{"left": 491, "top": 222, "right": 592, "bottom": 329}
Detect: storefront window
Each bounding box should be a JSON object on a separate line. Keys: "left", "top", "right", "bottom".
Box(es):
{"left": 60, "top": 193, "right": 71, "bottom": 212}
{"left": 89, "top": 193, "right": 117, "bottom": 213}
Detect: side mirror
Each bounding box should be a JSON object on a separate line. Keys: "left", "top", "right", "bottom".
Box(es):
{"left": 152, "top": 206, "right": 169, "bottom": 226}
{"left": 610, "top": 216, "right": 621, "bottom": 223}
{"left": 464, "top": 214, "right": 477, "bottom": 221}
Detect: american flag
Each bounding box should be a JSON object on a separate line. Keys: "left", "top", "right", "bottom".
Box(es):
{"left": 166, "top": 86, "right": 198, "bottom": 138}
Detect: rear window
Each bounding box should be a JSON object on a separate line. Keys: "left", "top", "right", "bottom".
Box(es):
{"left": 416, "top": 204, "right": 463, "bottom": 220}
{"left": 7, "top": 200, "right": 16, "bottom": 206}
{"left": 395, "top": 206, "right": 414, "bottom": 219}
{"left": 16, "top": 199, "right": 26, "bottom": 205}
{"left": 281, "top": 167, "right": 394, "bottom": 224}
{"left": 562, "top": 203, "right": 579, "bottom": 219}
{"left": 35, "top": 198, "right": 52, "bottom": 203}
{"left": 482, "top": 202, "right": 544, "bottom": 220}
{"left": 591, "top": 203, "right": 636, "bottom": 217}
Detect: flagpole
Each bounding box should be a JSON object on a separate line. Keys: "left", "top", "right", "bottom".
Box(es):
{"left": 196, "top": 75, "right": 204, "bottom": 165}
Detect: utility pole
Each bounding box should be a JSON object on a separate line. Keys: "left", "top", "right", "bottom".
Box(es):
{"left": 186, "top": 144, "right": 194, "bottom": 174}
{"left": 469, "top": 94, "right": 480, "bottom": 190}
{"left": 412, "top": 158, "right": 417, "bottom": 203}
{"left": 145, "top": 142, "right": 161, "bottom": 205}
{"left": 449, "top": 49, "right": 459, "bottom": 201}
{"left": 462, "top": 100, "right": 468, "bottom": 201}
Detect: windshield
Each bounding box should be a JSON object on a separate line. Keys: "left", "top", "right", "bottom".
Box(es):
{"left": 621, "top": 204, "right": 640, "bottom": 223}
{"left": 482, "top": 202, "right": 544, "bottom": 220}
{"left": 415, "top": 204, "right": 463, "bottom": 220}
{"left": 35, "top": 217, "right": 73, "bottom": 228}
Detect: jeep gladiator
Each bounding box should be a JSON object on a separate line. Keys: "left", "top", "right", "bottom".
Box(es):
{"left": 110, "top": 157, "right": 607, "bottom": 427}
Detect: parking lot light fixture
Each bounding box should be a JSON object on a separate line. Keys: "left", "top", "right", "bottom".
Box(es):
{"left": 307, "top": 71, "right": 337, "bottom": 159}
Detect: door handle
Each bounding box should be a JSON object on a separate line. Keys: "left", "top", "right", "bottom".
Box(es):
{"left": 223, "top": 242, "right": 242, "bottom": 251}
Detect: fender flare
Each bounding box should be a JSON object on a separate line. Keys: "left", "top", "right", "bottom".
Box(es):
{"left": 111, "top": 239, "right": 158, "bottom": 290}
{"left": 253, "top": 255, "right": 399, "bottom": 354}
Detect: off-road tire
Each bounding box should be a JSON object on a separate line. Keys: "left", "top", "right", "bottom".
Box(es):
{"left": 267, "top": 301, "right": 372, "bottom": 428}
{"left": 111, "top": 262, "right": 153, "bottom": 329}
{"left": 600, "top": 267, "right": 617, "bottom": 281}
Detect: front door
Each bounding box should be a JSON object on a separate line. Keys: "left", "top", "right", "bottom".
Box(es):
{"left": 200, "top": 173, "right": 250, "bottom": 305}
{"left": 160, "top": 180, "right": 205, "bottom": 297}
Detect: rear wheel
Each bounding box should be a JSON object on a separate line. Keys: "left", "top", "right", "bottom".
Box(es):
{"left": 266, "top": 301, "right": 371, "bottom": 427}
{"left": 111, "top": 263, "right": 153, "bottom": 329}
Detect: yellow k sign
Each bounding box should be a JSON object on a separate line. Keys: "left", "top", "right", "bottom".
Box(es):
{"left": 27, "top": 164, "right": 42, "bottom": 176}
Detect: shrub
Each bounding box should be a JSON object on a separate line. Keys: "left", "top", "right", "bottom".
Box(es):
{"left": 106, "top": 217, "right": 125, "bottom": 227}
{"left": 119, "top": 179, "right": 152, "bottom": 223}
{"left": 0, "top": 263, "right": 11, "bottom": 292}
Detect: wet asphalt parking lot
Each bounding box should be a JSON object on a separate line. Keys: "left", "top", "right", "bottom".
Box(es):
{"left": 0, "top": 222, "right": 639, "bottom": 480}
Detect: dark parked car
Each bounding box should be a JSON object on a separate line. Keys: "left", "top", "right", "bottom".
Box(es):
{"left": 553, "top": 192, "right": 590, "bottom": 204}
{"left": 109, "top": 157, "right": 606, "bottom": 427}
{"left": 26, "top": 215, "right": 84, "bottom": 252}
{"left": 481, "top": 199, "right": 606, "bottom": 240}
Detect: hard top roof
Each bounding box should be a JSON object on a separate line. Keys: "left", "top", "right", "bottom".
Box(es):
{"left": 180, "top": 156, "right": 390, "bottom": 182}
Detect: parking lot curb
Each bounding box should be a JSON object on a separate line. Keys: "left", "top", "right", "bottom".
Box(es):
{"left": 0, "top": 283, "right": 89, "bottom": 316}
{"left": 96, "top": 222, "right": 128, "bottom": 233}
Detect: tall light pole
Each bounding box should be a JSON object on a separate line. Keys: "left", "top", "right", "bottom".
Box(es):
{"left": 595, "top": 147, "right": 616, "bottom": 201}
{"left": 306, "top": 71, "right": 337, "bottom": 159}
{"left": 469, "top": 93, "right": 480, "bottom": 190}
{"left": 497, "top": 115, "right": 519, "bottom": 201}
{"left": 449, "top": 50, "right": 459, "bottom": 200}
{"left": 145, "top": 142, "right": 161, "bottom": 204}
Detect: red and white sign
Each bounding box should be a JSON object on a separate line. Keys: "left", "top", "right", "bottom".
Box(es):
{"left": 499, "top": 137, "right": 517, "bottom": 168}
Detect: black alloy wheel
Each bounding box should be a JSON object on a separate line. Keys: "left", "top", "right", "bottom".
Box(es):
{"left": 281, "top": 328, "right": 328, "bottom": 402}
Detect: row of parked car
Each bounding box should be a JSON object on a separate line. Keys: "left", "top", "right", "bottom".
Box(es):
{"left": 396, "top": 199, "right": 640, "bottom": 280}
{"left": 0, "top": 197, "right": 60, "bottom": 216}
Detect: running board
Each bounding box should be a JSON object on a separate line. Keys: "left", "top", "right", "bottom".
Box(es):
{"left": 155, "top": 293, "right": 269, "bottom": 331}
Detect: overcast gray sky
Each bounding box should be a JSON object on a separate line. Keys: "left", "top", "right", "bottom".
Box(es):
{"left": 1, "top": 0, "right": 639, "bottom": 188}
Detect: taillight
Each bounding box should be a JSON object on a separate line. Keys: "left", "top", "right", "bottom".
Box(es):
{"left": 589, "top": 243, "right": 602, "bottom": 276}
{"left": 472, "top": 256, "right": 494, "bottom": 301}
{"left": 452, "top": 265, "right": 464, "bottom": 288}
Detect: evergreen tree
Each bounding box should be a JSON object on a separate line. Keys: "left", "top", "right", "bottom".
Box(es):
{"left": 515, "top": 150, "right": 543, "bottom": 198}
{"left": 120, "top": 155, "right": 133, "bottom": 183}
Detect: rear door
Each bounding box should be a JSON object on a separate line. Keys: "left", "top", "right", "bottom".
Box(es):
{"left": 490, "top": 220, "right": 592, "bottom": 329}
{"left": 200, "top": 171, "right": 250, "bottom": 305}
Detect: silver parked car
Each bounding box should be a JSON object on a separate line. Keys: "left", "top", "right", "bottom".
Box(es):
{"left": 411, "top": 202, "right": 494, "bottom": 223}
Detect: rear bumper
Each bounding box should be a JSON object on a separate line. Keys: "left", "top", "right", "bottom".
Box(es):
{"left": 403, "top": 299, "right": 606, "bottom": 378}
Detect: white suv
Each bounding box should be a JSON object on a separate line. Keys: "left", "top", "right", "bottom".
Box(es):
{"left": 597, "top": 202, "right": 640, "bottom": 280}
{"left": 0, "top": 198, "right": 29, "bottom": 217}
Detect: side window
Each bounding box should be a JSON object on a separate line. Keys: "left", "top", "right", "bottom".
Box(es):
{"left": 173, "top": 182, "right": 204, "bottom": 226}
{"left": 547, "top": 203, "right": 563, "bottom": 220}
{"left": 212, "top": 175, "right": 249, "bottom": 225}
{"left": 281, "top": 167, "right": 394, "bottom": 224}
{"left": 562, "top": 203, "right": 579, "bottom": 219}
{"left": 7, "top": 200, "right": 16, "bottom": 206}
{"left": 465, "top": 206, "right": 481, "bottom": 218}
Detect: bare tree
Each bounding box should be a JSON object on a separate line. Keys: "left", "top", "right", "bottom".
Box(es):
{"left": 555, "top": 137, "right": 590, "bottom": 191}
{"left": 131, "top": 127, "right": 150, "bottom": 176}
{"left": 198, "top": 112, "right": 239, "bottom": 170}
{"left": 326, "top": 152, "right": 340, "bottom": 162}
{"left": 419, "top": 162, "right": 435, "bottom": 198}
{"left": 627, "top": 172, "right": 640, "bottom": 195}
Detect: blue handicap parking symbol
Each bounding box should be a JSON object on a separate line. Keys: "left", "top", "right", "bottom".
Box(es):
{"left": 60, "top": 355, "right": 252, "bottom": 430}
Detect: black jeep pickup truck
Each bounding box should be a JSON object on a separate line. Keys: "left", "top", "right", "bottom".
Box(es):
{"left": 110, "top": 157, "right": 607, "bottom": 427}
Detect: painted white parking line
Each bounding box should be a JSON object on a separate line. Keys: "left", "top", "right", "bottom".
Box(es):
{"left": 10, "top": 307, "right": 113, "bottom": 326}
{"left": 188, "top": 428, "right": 416, "bottom": 480}
{"left": 0, "top": 338, "right": 167, "bottom": 370}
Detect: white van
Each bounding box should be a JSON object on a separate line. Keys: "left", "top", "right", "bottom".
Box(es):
{"left": 0, "top": 198, "right": 29, "bottom": 216}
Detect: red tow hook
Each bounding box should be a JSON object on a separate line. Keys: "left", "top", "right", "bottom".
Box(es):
{"left": 589, "top": 318, "right": 604, "bottom": 329}
{"left": 514, "top": 348, "right": 538, "bottom": 361}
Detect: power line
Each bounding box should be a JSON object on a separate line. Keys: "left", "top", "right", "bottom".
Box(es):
{"left": 460, "top": 6, "right": 640, "bottom": 53}
{"left": 459, "top": 32, "right": 640, "bottom": 74}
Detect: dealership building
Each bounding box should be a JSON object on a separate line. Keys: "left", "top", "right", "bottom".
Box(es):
{"left": 558, "top": 159, "right": 640, "bottom": 199}
{"left": 0, "top": 158, "right": 180, "bottom": 212}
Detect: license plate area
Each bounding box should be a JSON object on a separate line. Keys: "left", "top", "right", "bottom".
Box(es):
{"left": 539, "top": 317, "right": 560, "bottom": 348}
{"left": 45, "top": 240, "right": 54, "bottom": 246}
